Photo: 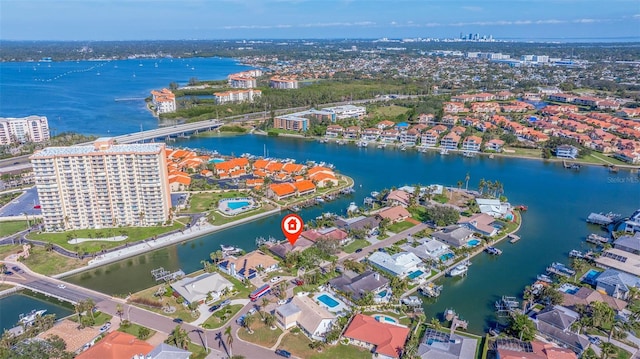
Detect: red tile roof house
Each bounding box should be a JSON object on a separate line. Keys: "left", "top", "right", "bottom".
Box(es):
{"left": 385, "top": 190, "right": 411, "bottom": 207}
{"left": 458, "top": 213, "right": 499, "bottom": 237}
{"left": 485, "top": 139, "right": 505, "bottom": 152}
{"left": 325, "top": 124, "right": 344, "bottom": 138}
{"left": 378, "top": 205, "right": 412, "bottom": 223}
{"left": 342, "top": 314, "right": 410, "bottom": 359}
{"left": 462, "top": 135, "right": 483, "bottom": 152}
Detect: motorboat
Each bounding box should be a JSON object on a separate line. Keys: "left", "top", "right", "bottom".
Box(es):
{"left": 448, "top": 264, "right": 468, "bottom": 277}
{"left": 19, "top": 309, "right": 47, "bottom": 324}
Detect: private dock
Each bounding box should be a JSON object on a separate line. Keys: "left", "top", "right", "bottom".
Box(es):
{"left": 546, "top": 262, "right": 575, "bottom": 277}
{"left": 586, "top": 212, "right": 621, "bottom": 226}
{"left": 495, "top": 296, "right": 520, "bottom": 316}
{"left": 508, "top": 234, "right": 520, "bottom": 243}
{"left": 586, "top": 233, "right": 609, "bottom": 245}
{"left": 418, "top": 282, "right": 443, "bottom": 297}
{"left": 151, "top": 267, "right": 185, "bottom": 282}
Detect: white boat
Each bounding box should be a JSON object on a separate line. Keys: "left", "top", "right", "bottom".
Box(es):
{"left": 536, "top": 274, "right": 553, "bottom": 283}
{"left": 356, "top": 140, "right": 369, "bottom": 147}
{"left": 440, "top": 148, "right": 449, "bottom": 155}
{"left": 400, "top": 145, "right": 407, "bottom": 151}
{"left": 19, "top": 309, "right": 47, "bottom": 324}
{"left": 485, "top": 246, "right": 502, "bottom": 255}
{"left": 448, "top": 264, "right": 468, "bottom": 277}
{"left": 402, "top": 296, "right": 423, "bottom": 306}
{"left": 370, "top": 191, "right": 380, "bottom": 198}
{"left": 316, "top": 196, "right": 325, "bottom": 203}
{"left": 347, "top": 202, "right": 359, "bottom": 213}
{"left": 419, "top": 283, "right": 443, "bottom": 297}
{"left": 221, "top": 245, "right": 242, "bottom": 254}
{"left": 463, "top": 151, "right": 475, "bottom": 157}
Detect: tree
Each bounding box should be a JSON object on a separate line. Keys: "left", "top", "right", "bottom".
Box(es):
{"left": 264, "top": 313, "right": 276, "bottom": 329}
{"left": 464, "top": 172, "right": 470, "bottom": 191}
{"left": 224, "top": 326, "right": 234, "bottom": 358}
{"left": 541, "top": 286, "right": 563, "bottom": 305}
{"left": 138, "top": 326, "right": 151, "bottom": 340}
{"left": 166, "top": 325, "right": 189, "bottom": 349}
{"left": 590, "top": 301, "right": 615, "bottom": 329}
{"left": 243, "top": 313, "right": 255, "bottom": 333}
{"left": 0, "top": 264, "right": 6, "bottom": 274}
{"left": 430, "top": 317, "right": 442, "bottom": 330}
{"left": 600, "top": 342, "right": 616, "bottom": 359}
{"left": 507, "top": 313, "right": 536, "bottom": 341}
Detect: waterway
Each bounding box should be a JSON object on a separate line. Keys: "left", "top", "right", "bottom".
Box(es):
{"left": 0, "top": 291, "right": 74, "bottom": 332}
{"left": 64, "top": 134, "right": 640, "bottom": 333}
{"left": 0, "top": 57, "right": 252, "bottom": 135}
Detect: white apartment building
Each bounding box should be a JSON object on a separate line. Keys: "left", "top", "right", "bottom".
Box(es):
{"left": 322, "top": 105, "right": 367, "bottom": 120}
{"left": 150, "top": 89, "right": 176, "bottom": 114}
{"left": 213, "top": 89, "right": 262, "bottom": 104}
{"left": 270, "top": 76, "right": 298, "bottom": 89}
{"left": 0, "top": 116, "right": 50, "bottom": 145}
{"left": 30, "top": 138, "right": 171, "bottom": 231}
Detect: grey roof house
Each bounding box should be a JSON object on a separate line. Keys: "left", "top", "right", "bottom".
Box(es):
{"left": 328, "top": 270, "right": 389, "bottom": 301}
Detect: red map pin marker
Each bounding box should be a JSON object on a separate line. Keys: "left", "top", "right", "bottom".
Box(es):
{"left": 281, "top": 213, "right": 304, "bottom": 246}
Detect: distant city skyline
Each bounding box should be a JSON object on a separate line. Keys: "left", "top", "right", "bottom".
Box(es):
{"left": 1, "top": 0, "right": 638, "bottom": 42}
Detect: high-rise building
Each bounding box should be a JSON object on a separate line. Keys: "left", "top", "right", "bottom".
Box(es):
{"left": 30, "top": 138, "right": 171, "bottom": 231}
{"left": 0, "top": 116, "right": 50, "bottom": 145}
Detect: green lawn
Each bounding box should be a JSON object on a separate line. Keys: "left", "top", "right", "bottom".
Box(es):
{"left": 0, "top": 221, "right": 28, "bottom": 238}
{"left": 186, "top": 191, "right": 249, "bottom": 213}
{"left": 27, "top": 222, "right": 184, "bottom": 254}
{"left": 20, "top": 247, "right": 88, "bottom": 276}
{"left": 129, "top": 284, "right": 198, "bottom": 322}
{"left": 201, "top": 304, "right": 243, "bottom": 329}
{"left": 277, "top": 333, "right": 372, "bottom": 359}
{"left": 503, "top": 147, "right": 542, "bottom": 158}
{"left": 371, "top": 105, "right": 410, "bottom": 118}
{"left": 343, "top": 239, "right": 370, "bottom": 254}
{"left": 587, "top": 152, "right": 630, "bottom": 166}
{"left": 68, "top": 311, "right": 112, "bottom": 327}
{"left": 186, "top": 342, "right": 209, "bottom": 359}
{"left": 407, "top": 206, "right": 428, "bottom": 222}
{"left": 117, "top": 322, "right": 156, "bottom": 340}
{"left": 237, "top": 319, "right": 283, "bottom": 348}
{"left": 387, "top": 220, "right": 416, "bottom": 233}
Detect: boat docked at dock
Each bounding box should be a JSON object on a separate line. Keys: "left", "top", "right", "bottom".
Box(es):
{"left": 586, "top": 233, "right": 609, "bottom": 245}
{"left": 508, "top": 234, "right": 520, "bottom": 243}
{"left": 546, "top": 262, "right": 575, "bottom": 277}
{"left": 536, "top": 274, "right": 553, "bottom": 283}
{"left": 569, "top": 249, "right": 584, "bottom": 259}
{"left": 356, "top": 140, "right": 369, "bottom": 147}
{"left": 448, "top": 264, "right": 468, "bottom": 277}
{"left": 485, "top": 246, "right": 502, "bottom": 255}
{"left": 221, "top": 245, "right": 242, "bottom": 254}
{"left": 463, "top": 151, "right": 476, "bottom": 158}
{"left": 419, "top": 282, "right": 443, "bottom": 297}
{"left": 401, "top": 296, "right": 423, "bottom": 306}
{"left": 19, "top": 309, "right": 47, "bottom": 324}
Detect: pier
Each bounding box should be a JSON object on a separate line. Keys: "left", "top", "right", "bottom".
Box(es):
{"left": 546, "top": 262, "right": 575, "bottom": 277}
{"left": 151, "top": 267, "right": 185, "bottom": 282}
{"left": 508, "top": 234, "right": 520, "bottom": 243}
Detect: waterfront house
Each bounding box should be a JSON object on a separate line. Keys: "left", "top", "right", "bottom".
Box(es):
{"left": 36, "top": 319, "right": 102, "bottom": 355}
{"left": 150, "top": 88, "right": 176, "bottom": 114}
{"left": 146, "top": 343, "right": 192, "bottom": 359}
{"left": 335, "top": 215, "right": 381, "bottom": 234}
{"left": 377, "top": 205, "right": 412, "bottom": 223}
{"left": 269, "top": 237, "right": 314, "bottom": 259}
{"left": 293, "top": 180, "right": 317, "bottom": 196}
{"left": 273, "top": 115, "right": 308, "bottom": 131}
{"left": 484, "top": 139, "right": 505, "bottom": 152}
{"left": 495, "top": 339, "right": 577, "bottom": 359}
{"left": 275, "top": 295, "right": 336, "bottom": 341}
{"left": 475, "top": 198, "right": 511, "bottom": 218}
{"left": 421, "top": 130, "right": 439, "bottom": 147}
{"left": 614, "top": 232, "right": 640, "bottom": 254}
{"left": 367, "top": 251, "right": 422, "bottom": 278}
{"left": 362, "top": 128, "right": 382, "bottom": 141}
{"left": 344, "top": 126, "right": 361, "bottom": 139}
{"left": 555, "top": 145, "right": 579, "bottom": 159}
{"left": 300, "top": 227, "right": 349, "bottom": 245}
{"left": 329, "top": 270, "right": 389, "bottom": 301}
{"left": 400, "top": 128, "right": 420, "bottom": 146}
{"left": 381, "top": 129, "right": 400, "bottom": 143}
{"left": 342, "top": 314, "right": 410, "bottom": 359}
{"left": 310, "top": 171, "right": 339, "bottom": 188}
{"left": 533, "top": 306, "right": 589, "bottom": 354}
{"left": 461, "top": 136, "right": 482, "bottom": 152}
{"left": 403, "top": 239, "right": 453, "bottom": 263}
{"left": 623, "top": 210, "right": 640, "bottom": 233}
{"left": 218, "top": 250, "right": 279, "bottom": 280}
{"left": 594, "top": 269, "right": 640, "bottom": 300}
{"left": 458, "top": 213, "right": 499, "bottom": 237}
{"left": 417, "top": 328, "right": 478, "bottom": 359}
{"left": 170, "top": 272, "right": 234, "bottom": 305}
{"left": 595, "top": 248, "right": 640, "bottom": 277}
{"left": 385, "top": 190, "right": 411, "bottom": 207}
{"left": 75, "top": 331, "right": 154, "bottom": 359}
{"left": 432, "top": 225, "right": 475, "bottom": 248}
{"left": 268, "top": 183, "right": 297, "bottom": 200}
{"left": 561, "top": 287, "right": 627, "bottom": 312}
{"left": 325, "top": 125, "right": 344, "bottom": 138}
{"left": 440, "top": 133, "right": 461, "bottom": 150}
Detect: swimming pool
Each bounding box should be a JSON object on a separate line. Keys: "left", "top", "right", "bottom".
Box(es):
{"left": 583, "top": 269, "right": 602, "bottom": 283}
{"left": 558, "top": 283, "right": 580, "bottom": 295}
{"left": 374, "top": 315, "right": 398, "bottom": 324}
{"left": 407, "top": 270, "right": 424, "bottom": 280}
{"left": 317, "top": 294, "right": 339, "bottom": 308}
{"left": 440, "top": 253, "right": 454, "bottom": 262}
{"left": 467, "top": 239, "right": 481, "bottom": 247}
{"left": 210, "top": 158, "right": 225, "bottom": 163}
{"left": 378, "top": 290, "right": 388, "bottom": 298}
{"left": 227, "top": 201, "right": 250, "bottom": 210}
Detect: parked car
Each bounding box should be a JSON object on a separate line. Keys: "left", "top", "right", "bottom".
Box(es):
{"left": 209, "top": 304, "right": 221, "bottom": 312}
{"left": 220, "top": 299, "right": 231, "bottom": 307}
{"left": 248, "top": 308, "right": 257, "bottom": 315}
{"left": 236, "top": 315, "right": 246, "bottom": 325}
{"left": 11, "top": 266, "right": 21, "bottom": 273}
{"left": 3, "top": 271, "right": 13, "bottom": 276}
{"left": 270, "top": 276, "right": 282, "bottom": 283}
{"left": 99, "top": 322, "right": 111, "bottom": 332}
{"left": 173, "top": 318, "right": 183, "bottom": 323}
{"left": 588, "top": 336, "right": 601, "bottom": 345}
{"left": 277, "top": 299, "right": 288, "bottom": 305}
{"left": 355, "top": 248, "right": 363, "bottom": 253}
{"left": 275, "top": 349, "right": 292, "bottom": 358}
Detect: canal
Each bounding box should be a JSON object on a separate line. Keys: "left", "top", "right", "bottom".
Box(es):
{"left": 64, "top": 134, "right": 639, "bottom": 333}
{"left": 0, "top": 290, "right": 74, "bottom": 332}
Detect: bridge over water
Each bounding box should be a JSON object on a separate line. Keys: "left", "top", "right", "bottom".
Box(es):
{"left": 114, "top": 119, "right": 223, "bottom": 144}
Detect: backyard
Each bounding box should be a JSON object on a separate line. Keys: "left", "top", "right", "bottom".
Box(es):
{"left": 276, "top": 332, "right": 371, "bottom": 359}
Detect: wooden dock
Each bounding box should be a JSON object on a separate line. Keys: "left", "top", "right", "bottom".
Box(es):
{"left": 151, "top": 267, "right": 185, "bottom": 282}
{"left": 508, "top": 234, "right": 520, "bottom": 243}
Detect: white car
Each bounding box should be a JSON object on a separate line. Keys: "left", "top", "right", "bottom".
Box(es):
{"left": 270, "top": 276, "right": 281, "bottom": 283}
{"left": 248, "top": 308, "right": 257, "bottom": 315}
{"left": 278, "top": 299, "right": 288, "bottom": 305}
{"left": 57, "top": 284, "right": 66, "bottom": 289}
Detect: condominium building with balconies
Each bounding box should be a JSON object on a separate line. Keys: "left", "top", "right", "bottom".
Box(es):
{"left": 30, "top": 138, "right": 171, "bottom": 231}
{"left": 0, "top": 116, "right": 50, "bottom": 145}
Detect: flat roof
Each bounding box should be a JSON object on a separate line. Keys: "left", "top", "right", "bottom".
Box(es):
{"left": 31, "top": 142, "right": 164, "bottom": 158}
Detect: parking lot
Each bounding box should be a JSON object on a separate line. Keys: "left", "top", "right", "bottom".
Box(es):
{"left": 0, "top": 187, "right": 42, "bottom": 217}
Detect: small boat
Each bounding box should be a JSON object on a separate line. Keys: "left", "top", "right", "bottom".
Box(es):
{"left": 19, "top": 309, "right": 47, "bottom": 324}
{"left": 546, "top": 262, "right": 576, "bottom": 277}
{"left": 370, "top": 191, "right": 380, "bottom": 198}
{"left": 448, "top": 264, "right": 468, "bottom": 277}
{"left": 440, "top": 148, "right": 449, "bottom": 155}
{"left": 463, "top": 151, "right": 475, "bottom": 157}
{"left": 485, "top": 246, "right": 502, "bottom": 255}
{"left": 315, "top": 196, "right": 325, "bottom": 203}
{"left": 444, "top": 308, "right": 456, "bottom": 321}
{"left": 536, "top": 274, "right": 553, "bottom": 283}
{"left": 290, "top": 206, "right": 300, "bottom": 212}
{"left": 419, "top": 282, "right": 443, "bottom": 297}
{"left": 516, "top": 205, "right": 528, "bottom": 211}
{"left": 347, "top": 202, "right": 359, "bottom": 213}
{"left": 220, "top": 245, "right": 242, "bottom": 254}
{"left": 569, "top": 249, "right": 584, "bottom": 259}
{"left": 356, "top": 140, "right": 369, "bottom": 147}
{"left": 400, "top": 145, "right": 407, "bottom": 151}
{"left": 401, "top": 296, "right": 423, "bottom": 306}
{"left": 586, "top": 233, "right": 609, "bottom": 244}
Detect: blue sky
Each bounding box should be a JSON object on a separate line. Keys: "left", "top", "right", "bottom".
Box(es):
{"left": 1, "top": 0, "right": 638, "bottom": 41}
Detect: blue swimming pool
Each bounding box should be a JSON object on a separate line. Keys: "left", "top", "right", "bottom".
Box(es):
{"left": 317, "top": 294, "right": 339, "bottom": 308}
{"left": 210, "top": 158, "right": 225, "bottom": 163}
{"left": 378, "top": 290, "right": 388, "bottom": 298}
{"left": 583, "top": 269, "right": 602, "bottom": 283}
{"left": 467, "top": 239, "right": 481, "bottom": 247}
{"left": 374, "top": 315, "right": 397, "bottom": 324}
{"left": 408, "top": 270, "right": 424, "bottom": 280}
{"left": 440, "top": 253, "right": 454, "bottom": 262}
{"left": 227, "top": 201, "right": 250, "bottom": 210}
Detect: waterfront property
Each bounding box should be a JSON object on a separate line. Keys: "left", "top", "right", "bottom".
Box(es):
{"left": 36, "top": 319, "right": 101, "bottom": 355}
{"left": 342, "top": 314, "right": 410, "bottom": 359}
{"left": 594, "top": 268, "right": 640, "bottom": 300}
{"left": 533, "top": 305, "right": 589, "bottom": 354}
{"left": 30, "top": 137, "right": 172, "bottom": 231}
{"left": 218, "top": 250, "right": 279, "bottom": 280}
{"left": 275, "top": 295, "right": 336, "bottom": 340}
{"left": 170, "top": 272, "right": 233, "bottom": 305}
{"left": 475, "top": 198, "right": 511, "bottom": 218}
{"left": 75, "top": 331, "right": 154, "bottom": 359}
{"left": 458, "top": 213, "right": 500, "bottom": 237}
{"left": 313, "top": 292, "right": 348, "bottom": 314}
{"left": 555, "top": 145, "right": 579, "bottom": 159}
{"left": 561, "top": 286, "right": 627, "bottom": 312}
{"left": 367, "top": 251, "right": 423, "bottom": 278}
{"left": 0, "top": 115, "right": 50, "bottom": 145}
{"left": 432, "top": 225, "right": 476, "bottom": 248}
{"left": 377, "top": 206, "right": 412, "bottom": 223}
{"left": 416, "top": 328, "right": 478, "bottom": 359}
{"left": 150, "top": 88, "right": 176, "bottom": 115}
{"left": 329, "top": 271, "right": 390, "bottom": 302}
{"left": 403, "top": 239, "right": 454, "bottom": 263}
{"left": 495, "top": 339, "right": 578, "bottom": 359}
{"left": 217, "top": 197, "right": 258, "bottom": 216}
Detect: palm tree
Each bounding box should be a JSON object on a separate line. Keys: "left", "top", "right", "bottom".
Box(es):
{"left": 261, "top": 297, "right": 270, "bottom": 315}
{"left": 478, "top": 178, "right": 486, "bottom": 195}
{"left": 429, "top": 317, "right": 442, "bottom": 330}
{"left": 166, "top": 325, "right": 189, "bottom": 349}
{"left": 243, "top": 314, "right": 255, "bottom": 333}
{"left": 465, "top": 172, "right": 470, "bottom": 191}
{"left": 224, "top": 326, "right": 234, "bottom": 358}
{"left": 457, "top": 180, "right": 463, "bottom": 190}
{"left": 115, "top": 304, "right": 124, "bottom": 321}
{"left": 264, "top": 313, "right": 276, "bottom": 329}
{"left": 600, "top": 342, "right": 616, "bottom": 359}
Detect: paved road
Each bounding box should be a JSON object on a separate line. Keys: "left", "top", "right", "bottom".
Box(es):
{"left": 340, "top": 223, "right": 429, "bottom": 262}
